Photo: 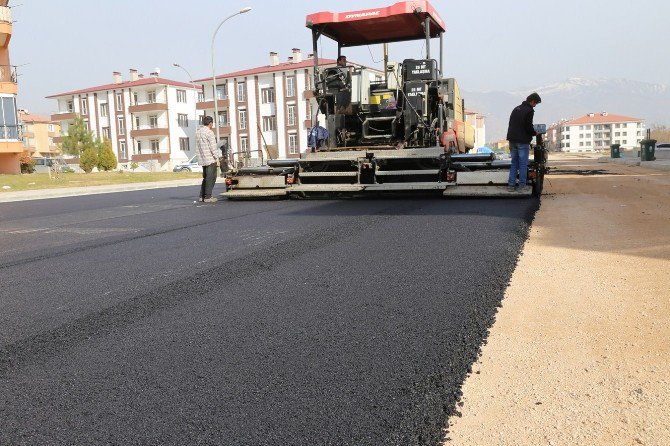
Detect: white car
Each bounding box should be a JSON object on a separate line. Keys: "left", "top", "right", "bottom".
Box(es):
{"left": 172, "top": 156, "right": 203, "bottom": 172}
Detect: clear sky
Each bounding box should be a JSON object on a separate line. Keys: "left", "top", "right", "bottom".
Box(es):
{"left": 11, "top": 0, "right": 669, "bottom": 115}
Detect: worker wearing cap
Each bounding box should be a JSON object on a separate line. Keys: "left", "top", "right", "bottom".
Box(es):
{"left": 506, "top": 92, "right": 541, "bottom": 192}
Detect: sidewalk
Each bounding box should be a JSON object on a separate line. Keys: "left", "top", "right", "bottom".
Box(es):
{"left": 446, "top": 154, "right": 670, "bottom": 445}
{"left": 0, "top": 178, "right": 201, "bottom": 203}
{"left": 597, "top": 155, "right": 670, "bottom": 172}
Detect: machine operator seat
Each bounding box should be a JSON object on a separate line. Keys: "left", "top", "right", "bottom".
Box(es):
{"left": 322, "top": 67, "right": 351, "bottom": 92}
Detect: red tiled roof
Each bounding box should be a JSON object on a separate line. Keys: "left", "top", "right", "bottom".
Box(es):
{"left": 46, "top": 77, "right": 198, "bottom": 99}
{"left": 193, "top": 58, "right": 339, "bottom": 82}
{"left": 19, "top": 111, "right": 52, "bottom": 123}
{"left": 563, "top": 113, "right": 642, "bottom": 125}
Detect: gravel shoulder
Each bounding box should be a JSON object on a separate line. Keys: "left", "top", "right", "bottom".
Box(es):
{"left": 445, "top": 153, "right": 670, "bottom": 446}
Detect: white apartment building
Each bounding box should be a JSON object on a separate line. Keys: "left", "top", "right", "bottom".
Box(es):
{"left": 465, "top": 110, "right": 486, "bottom": 148}
{"left": 555, "top": 112, "right": 645, "bottom": 153}
{"left": 48, "top": 70, "right": 198, "bottom": 170}
{"left": 194, "top": 49, "right": 382, "bottom": 163}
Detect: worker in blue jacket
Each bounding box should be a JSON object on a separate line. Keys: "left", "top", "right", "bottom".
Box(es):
{"left": 506, "top": 92, "right": 541, "bottom": 191}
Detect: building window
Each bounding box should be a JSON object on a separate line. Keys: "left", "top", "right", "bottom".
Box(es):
{"left": 135, "top": 116, "right": 141, "bottom": 130}
{"left": 81, "top": 98, "right": 88, "bottom": 115}
{"left": 100, "top": 103, "right": 109, "bottom": 117}
{"left": 67, "top": 100, "right": 74, "bottom": 112}
{"left": 133, "top": 92, "right": 139, "bottom": 105}
{"left": 147, "top": 91, "right": 156, "bottom": 104}
{"left": 286, "top": 76, "right": 296, "bottom": 97}
{"left": 119, "top": 140, "right": 127, "bottom": 159}
{"left": 216, "top": 85, "right": 227, "bottom": 100}
{"left": 262, "top": 116, "right": 276, "bottom": 131}
{"left": 622, "top": 132, "right": 627, "bottom": 136}
{"left": 137, "top": 141, "right": 142, "bottom": 154}
{"left": 261, "top": 87, "right": 275, "bottom": 104}
{"left": 287, "top": 104, "right": 296, "bottom": 126}
{"left": 177, "top": 89, "right": 187, "bottom": 103}
{"left": 178, "top": 113, "right": 188, "bottom": 127}
{"left": 240, "top": 136, "right": 248, "bottom": 152}
{"left": 150, "top": 139, "right": 160, "bottom": 153}
{"left": 102, "top": 127, "right": 110, "bottom": 139}
{"left": 237, "top": 82, "right": 246, "bottom": 102}
{"left": 238, "top": 109, "right": 247, "bottom": 129}
{"left": 219, "top": 110, "right": 229, "bottom": 127}
{"left": 117, "top": 116, "right": 125, "bottom": 135}
{"left": 288, "top": 133, "right": 298, "bottom": 154}
{"left": 179, "top": 137, "right": 189, "bottom": 151}
{"left": 115, "top": 93, "right": 123, "bottom": 111}
{"left": 149, "top": 115, "right": 158, "bottom": 128}
{"left": 48, "top": 124, "right": 54, "bottom": 132}
{"left": 198, "top": 92, "right": 205, "bottom": 102}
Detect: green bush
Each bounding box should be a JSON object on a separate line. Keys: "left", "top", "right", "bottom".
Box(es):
{"left": 97, "top": 138, "right": 118, "bottom": 171}
{"left": 130, "top": 162, "right": 139, "bottom": 171}
{"left": 79, "top": 147, "right": 99, "bottom": 173}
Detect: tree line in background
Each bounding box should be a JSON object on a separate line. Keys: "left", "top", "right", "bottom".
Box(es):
{"left": 650, "top": 125, "right": 670, "bottom": 143}
{"left": 59, "top": 115, "right": 117, "bottom": 173}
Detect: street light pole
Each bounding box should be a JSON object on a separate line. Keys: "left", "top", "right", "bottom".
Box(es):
{"left": 173, "top": 63, "right": 198, "bottom": 155}
{"left": 211, "top": 6, "right": 252, "bottom": 145}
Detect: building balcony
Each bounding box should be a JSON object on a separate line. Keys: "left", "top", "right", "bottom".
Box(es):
{"left": 51, "top": 111, "right": 77, "bottom": 121}
{"left": 132, "top": 153, "right": 170, "bottom": 162}
{"left": 53, "top": 136, "right": 64, "bottom": 144}
{"left": 130, "top": 127, "right": 169, "bottom": 138}
{"left": 0, "top": 64, "right": 16, "bottom": 94}
{"left": 0, "top": 6, "right": 12, "bottom": 45}
{"left": 0, "top": 140, "right": 22, "bottom": 154}
{"left": 128, "top": 102, "right": 168, "bottom": 113}
{"left": 196, "top": 98, "right": 229, "bottom": 110}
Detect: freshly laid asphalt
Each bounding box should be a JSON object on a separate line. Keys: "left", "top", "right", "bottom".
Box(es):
{"left": 0, "top": 183, "right": 538, "bottom": 445}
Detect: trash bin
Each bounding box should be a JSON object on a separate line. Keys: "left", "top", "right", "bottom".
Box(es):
{"left": 610, "top": 143, "right": 621, "bottom": 158}
{"left": 640, "top": 139, "right": 657, "bottom": 161}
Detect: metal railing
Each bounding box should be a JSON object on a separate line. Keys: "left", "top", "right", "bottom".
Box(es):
{"left": 0, "top": 65, "right": 17, "bottom": 83}
{"left": 0, "top": 125, "right": 20, "bottom": 140}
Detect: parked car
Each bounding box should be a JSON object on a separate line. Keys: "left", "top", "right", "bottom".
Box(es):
{"left": 172, "top": 156, "right": 203, "bottom": 172}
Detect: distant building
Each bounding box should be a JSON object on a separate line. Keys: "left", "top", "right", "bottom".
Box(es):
{"left": 465, "top": 110, "right": 486, "bottom": 148}
{"left": 18, "top": 110, "right": 61, "bottom": 158}
{"left": 554, "top": 112, "right": 645, "bottom": 152}
{"left": 0, "top": 1, "right": 22, "bottom": 174}
{"left": 47, "top": 70, "right": 199, "bottom": 170}
{"left": 194, "top": 49, "right": 382, "bottom": 163}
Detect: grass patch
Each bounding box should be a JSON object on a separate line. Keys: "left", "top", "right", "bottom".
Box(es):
{"left": 0, "top": 171, "right": 201, "bottom": 192}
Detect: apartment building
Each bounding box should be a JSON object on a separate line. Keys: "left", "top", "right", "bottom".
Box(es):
{"left": 0, "top": 1, "right": 22, "bottom": 174}
{"left": 18, "top": 110, "right": 61, "bottom": 157}
{"left": 48, "top": 70, "right": 198, "bottom": 170}
{"left": 554, "top": 112, "right": 645, "bottom": 153}
{"left": 465, "top": 110, "right": 486, "bottom": 148}
{"left": 194, "top": 49, "right": 382, "bottom": 162}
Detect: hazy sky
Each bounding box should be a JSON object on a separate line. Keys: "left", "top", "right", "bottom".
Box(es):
{"left": 11, "top": 0, "right": 669, "bottom": 115}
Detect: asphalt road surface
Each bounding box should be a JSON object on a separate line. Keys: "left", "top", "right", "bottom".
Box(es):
{"left": 0, "top": 184, "right": 538, "bottom": 445}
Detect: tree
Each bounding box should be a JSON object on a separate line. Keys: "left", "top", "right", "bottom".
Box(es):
{"left": 79, "top": 147, "right": 98, "bottom": 173}
{"left": 60, "top": 115, "right": 95, "bottom": 157}
{"left": 19, "top": 152, "right": 35, "bottom": 174}
{"left": 97, "top": 138, "right": 118, "bottom": 171}
{"left": 650, "top": 125, "right": 670, "bottom": 143}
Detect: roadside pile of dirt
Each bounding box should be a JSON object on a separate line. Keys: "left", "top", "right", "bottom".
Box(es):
{"left": 445, "top": 154, "right": 670, "bottom": 445}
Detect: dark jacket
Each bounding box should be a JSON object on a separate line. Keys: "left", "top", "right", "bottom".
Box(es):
{"left": 506, "top": 101, "right": 536, "bottom": 144}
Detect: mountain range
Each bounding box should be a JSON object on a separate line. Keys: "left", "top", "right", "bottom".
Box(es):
{"left": 463, "top": 78, "right": 670, "bottom": 143}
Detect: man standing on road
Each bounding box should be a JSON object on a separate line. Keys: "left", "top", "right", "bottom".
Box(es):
{"left": 196, "top": 116, "right": 220, "bottom": 203}
{"left": 506, "top": 92, "right": 541, "bottom": 192}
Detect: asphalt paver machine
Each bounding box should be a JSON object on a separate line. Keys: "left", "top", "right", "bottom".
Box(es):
{"left": 223, "top": 1, "right": 547, "bottom": 199}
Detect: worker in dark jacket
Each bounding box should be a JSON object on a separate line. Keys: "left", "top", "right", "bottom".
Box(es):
{"left": 506, "top": 92, "right": 541, "bottom": 191}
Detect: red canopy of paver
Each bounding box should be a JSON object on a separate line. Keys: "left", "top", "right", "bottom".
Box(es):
{"left": 305, "top": 1, "right": 446, "bottom": 47}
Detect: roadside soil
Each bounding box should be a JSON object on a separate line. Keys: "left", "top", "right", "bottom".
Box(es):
{"left": 445, "top": 153, "right": 670, "bottom": 446}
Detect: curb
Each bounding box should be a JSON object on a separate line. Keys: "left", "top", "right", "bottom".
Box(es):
{"left": 0, "top": 179, "right": 201, "bottom": 203}
{"left": 597, "top": 157, "right": 670, "bottom": 172}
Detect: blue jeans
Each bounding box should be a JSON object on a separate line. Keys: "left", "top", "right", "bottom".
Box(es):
{"left": 508, "top": 143, "right": 530, "bottom": 187}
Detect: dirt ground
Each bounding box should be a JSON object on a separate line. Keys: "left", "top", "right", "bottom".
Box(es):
{"left": 444, "top": 153, "right": 670, "bottom": 446}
